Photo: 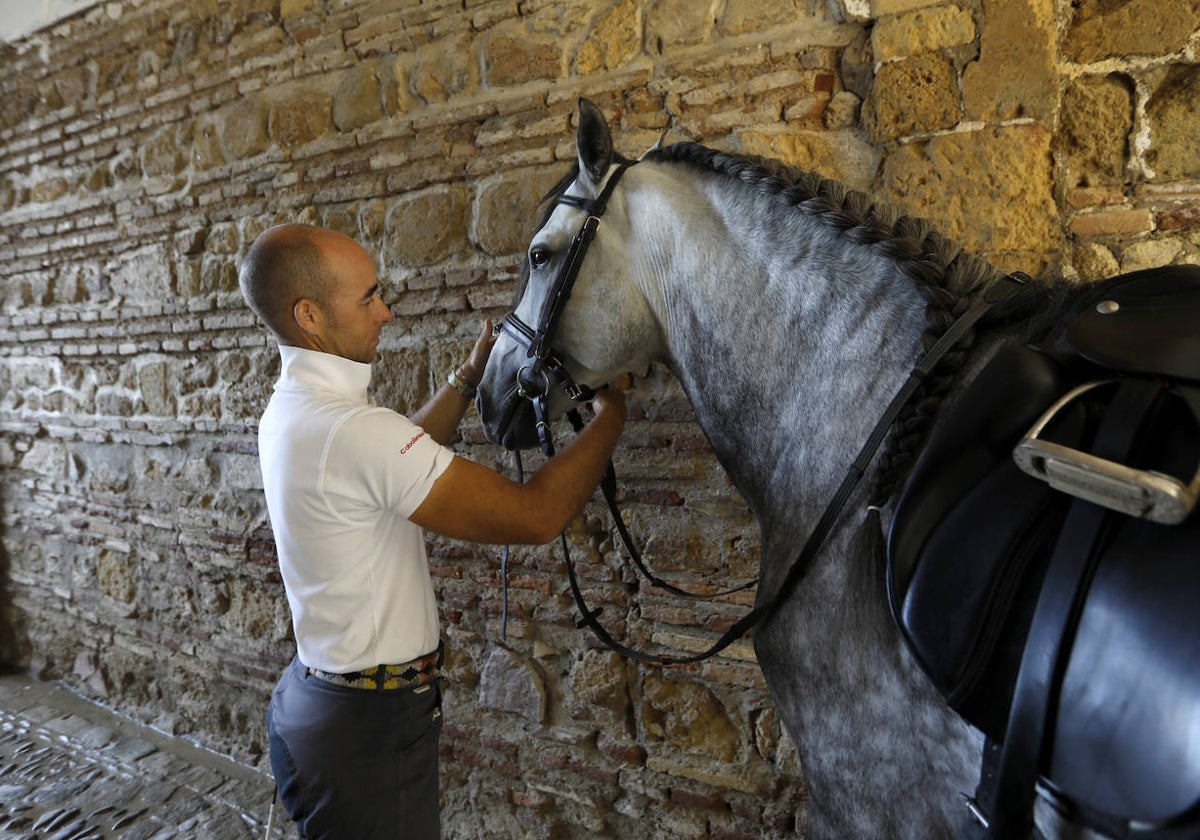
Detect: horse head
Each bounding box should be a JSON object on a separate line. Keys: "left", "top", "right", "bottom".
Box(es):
{"left": 477, "top": 99, "right": 664, "bottom": 451}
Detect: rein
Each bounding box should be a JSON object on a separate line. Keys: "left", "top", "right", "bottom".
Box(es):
{"left": 565, "top": 288, "right": 1009, "bottom": 665}
{"left": 497, "top": 157, "right": 1025, "bottom": 664}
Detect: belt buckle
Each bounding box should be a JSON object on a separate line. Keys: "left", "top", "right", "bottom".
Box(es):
{"left": 1012, "top": 380, "right": 1200, "bottom": 525}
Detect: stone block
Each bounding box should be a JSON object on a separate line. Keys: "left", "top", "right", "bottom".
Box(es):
{"left": 478, "top": 644, "right": 547, "bottom": 723}
{"left": 109, "top": 244, "right": 171, "bottom": 302}
{"left": 1120, "top": 238, "right": 1183, "bottom": 273}
{"left": 1071, "top": 241, "right": 1120, "bottom": 282}
{"left": 136, "top": 360, "right": 176, "bottom": 416}
{"left": 720, "top": 0, "right": 827, "bottom": 36}
{"left": 880, "top": 125, "right": 1059, "bottom": 257}
{"left": 472, "top": 167, "right": 560, "bottom": 257}
{"left": 646, "top": 0, "right": 713, "bottom": 51}
{"left": 482, "top": 33, "right": 561, "bottom": 87}
{"left": 382, "top": 185, "right": 471, "bottom": 268}
{"left": 268, "top": 88, "right": 332, "bottom": 149}
{"left": 190, "top": 114, "right": 226, "bottom": 170}
{"left": 140, "top": 126, "right": 185, "bottom": 178}
{"left": 737, "top": 128, "right": 880, "bottom": 191}
{"left": 872, "top": 0, "right": 947, "bottom": 14}
{"left": 409, "top": 36, "right": 474, "bottom": 104}
{"left": 871, "top": 5, "right": 975, "bottom": 63}
{"left": 641, "top": 673, "right": 739, "bottom": 762}
{"left": 332, "top": 62, "right": 383, "bottom": 132}
{"left": 221, "top": 95, "right": 270, "bottom": 160}
{"left": 1063, "top": 0, "right": 1200, "bottom": 64}
{"left": 569, "top": 649, "right": 630, "bottom": 714}
{"left": 96, "top": 549, "right": 138, "bottom": 605}
{"left": 1145, "top": 66, "right": 1200, "bottom": 180}
{"left": 962, "top": 0, "right": 1056, "bottom": 122}
{"left": 1057, "top": 74, "right": 1134, "bottom": 189}
{"left": 576, "top": 0, "right": 640, "bottom": 75}
{"left": 864, "top": 52, "right": 959, "bottom": 143}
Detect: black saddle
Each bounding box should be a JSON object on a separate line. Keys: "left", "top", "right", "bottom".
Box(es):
{"left": 888, "top": 265, "right": 1200, "bottom": 838}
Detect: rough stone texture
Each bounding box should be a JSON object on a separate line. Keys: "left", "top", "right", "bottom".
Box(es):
{"left": 482, "top": 33, "right": 562, "bottom": 86}
{"left": 478, "top": 645, "right": 548, "bottom": 724}
{"left": 383, "top": 186, "right": 472, "bottom": 268}
{"left": 864, "top": 52, "right": 959, "bottom": 143}
{"left": 269, "top": 88, "right": 333, "bottom": 148}
{"left": 1063, "top": 0, "right": 1200, "bottom": 64}
{"left": 1145, "top": 65, "right": 1200, "bottom": 179}
{"left": 738, "top": 129, "right": 880, "bottom": 191}
{"left": 646, "top": 0, "right": 713, "bottom": 50}
{"left": 2, "top": 2, "right": 1199, "bottom": 839}
{"left": 962, "top": 0, "right": 1057, "bottom": 122}
{"left": 576, "top": 0, "right": 641, "bottom": 75}
{"left": 1057, "top": 74, "right": 1135, "bottom": 188}
{"left": 332, "top": 61, "right": 383, "bottom": 132}
{"left": 473, "top": 167, "right": 563, "bottom": 257}
{"left": 871, "top": 5, "right": 976, "bottom": 63}
{"left": 880, "top": 125, "right": 1060, "bottom": 268}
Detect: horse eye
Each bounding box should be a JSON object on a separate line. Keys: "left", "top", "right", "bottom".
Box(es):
{"left": 529, "top": 246, "right": 551, "bottom": 270}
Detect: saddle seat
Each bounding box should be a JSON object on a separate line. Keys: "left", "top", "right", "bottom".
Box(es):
{"left": 888, "top": 265, "right": 1200, "bottom": 836}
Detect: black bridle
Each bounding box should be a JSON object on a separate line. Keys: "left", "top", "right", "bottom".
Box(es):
{"left": 498, "top": 162, "right": 634, "bottom": 406}
{"left": 495, "top": 157, "right": 1021, "bottom": 665}
{"left": 493, "top": 159, "right": 758, "bottom": 653}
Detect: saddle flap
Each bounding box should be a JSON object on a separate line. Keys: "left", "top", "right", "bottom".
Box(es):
{"left": 1050, "top": 518, "right": 1200, "bottom": 825}
{"left": 1067, "top": 264, "right": 1200, "bottom": 383}
{"left": 1048, "top": 389, "right": 1200, "bottom": 825}
{"left": 888, "top": 345, "right": 1074, "bottom": 726}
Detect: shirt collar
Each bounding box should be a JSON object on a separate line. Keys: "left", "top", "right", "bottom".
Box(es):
{"left": 276, "top": 345, "right": 373, "bottom": 403}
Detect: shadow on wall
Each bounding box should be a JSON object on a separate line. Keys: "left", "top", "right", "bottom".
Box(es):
{"left": 0, "top": 477, "right": 30, "bottom": 674}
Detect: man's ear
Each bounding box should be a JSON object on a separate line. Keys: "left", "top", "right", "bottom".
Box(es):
{"left": 293, "top": 298, "right": 323, "bottom": 337}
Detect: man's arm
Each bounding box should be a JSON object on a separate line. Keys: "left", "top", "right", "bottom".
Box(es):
{"left": 410, "top": 320, "right": 496, "bottom": 445}
{"left": 409, "top": 389, "right": 626, "bottom": 545}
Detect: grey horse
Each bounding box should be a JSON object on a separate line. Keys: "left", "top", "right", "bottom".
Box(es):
{"left": 476, "top": 99, "right": 1088, "bottom": 838}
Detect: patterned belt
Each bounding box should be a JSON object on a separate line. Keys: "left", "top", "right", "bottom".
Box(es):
{"left": 307, "top": 642, "right": 444, "bottom": 691}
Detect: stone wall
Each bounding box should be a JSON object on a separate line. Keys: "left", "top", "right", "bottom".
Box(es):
{"left": 1, "top": 1, "right": 1197, "bottom": 837}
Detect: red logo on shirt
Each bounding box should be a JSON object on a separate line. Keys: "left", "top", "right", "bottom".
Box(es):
{"left": 399, "top": 432, "right": 426, "bottom": 455}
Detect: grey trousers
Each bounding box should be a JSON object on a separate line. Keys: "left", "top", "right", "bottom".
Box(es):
{"left": 267, "top": 655, "right": 443, "bottom": 839}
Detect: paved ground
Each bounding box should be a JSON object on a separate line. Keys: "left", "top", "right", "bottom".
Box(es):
{"left": 0, "top": 672, "right": 295, "bottom": 839}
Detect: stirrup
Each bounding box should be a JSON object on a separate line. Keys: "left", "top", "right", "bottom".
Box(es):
{"left": 1012, "top": 380, "right": 1200, "bottom": 525}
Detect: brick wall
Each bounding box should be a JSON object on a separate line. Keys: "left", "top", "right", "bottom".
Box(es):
{"left": 1, "top": 1, "right": 1197, "bottom": 837}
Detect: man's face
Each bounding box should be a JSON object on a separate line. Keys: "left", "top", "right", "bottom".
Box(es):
{"left": 315, "top": 234, "right": 394, "bottom": 364}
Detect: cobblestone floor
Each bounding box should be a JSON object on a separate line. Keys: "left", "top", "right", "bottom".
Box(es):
{"left": 0, "top": 672, "right": 295, "bottom": 839}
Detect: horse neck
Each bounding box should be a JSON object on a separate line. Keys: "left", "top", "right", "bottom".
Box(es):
{"left": 626, "top": 164, "right": 931, "bottom": 532}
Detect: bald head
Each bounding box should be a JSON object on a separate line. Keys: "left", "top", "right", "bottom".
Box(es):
{"left": 238, "top": 224, "right": 345, "bottom": 343}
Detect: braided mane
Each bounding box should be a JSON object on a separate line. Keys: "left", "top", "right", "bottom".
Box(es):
{"left": 642, "top": 141, "right": 1067, "bottom": 502}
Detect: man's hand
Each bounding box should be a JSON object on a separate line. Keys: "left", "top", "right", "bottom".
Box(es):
{"left": 590, "top": 373, "right": 630, "bottom": 418}
{"left": 460, "top": 319, "right": 498, "bottom": 385}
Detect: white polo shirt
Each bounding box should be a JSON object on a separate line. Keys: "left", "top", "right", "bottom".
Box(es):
{"left": 257, "top": 345, "right": 454, "bottom": 673}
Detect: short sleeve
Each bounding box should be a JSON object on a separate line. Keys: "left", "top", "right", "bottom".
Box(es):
{"left": 321, "top": 407, "right": 454, "bottom": 519}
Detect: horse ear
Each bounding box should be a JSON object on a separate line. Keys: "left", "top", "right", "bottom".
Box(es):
{"left": 576, "top": 98, "right": 613, "bottom": 193}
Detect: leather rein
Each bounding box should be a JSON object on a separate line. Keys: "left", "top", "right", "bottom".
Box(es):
{"left": 496, "top": 159, "right": 1019, "bottom": 665}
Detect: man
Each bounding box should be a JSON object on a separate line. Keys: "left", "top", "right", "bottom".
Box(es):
{"left": 238, "top": 223, "right": 626, "bottom": 838}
